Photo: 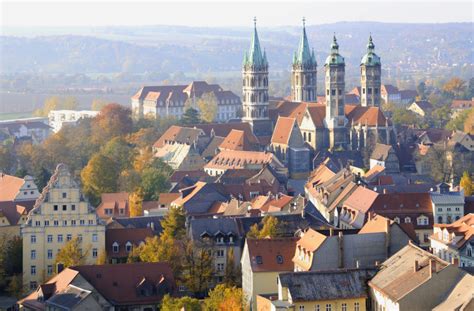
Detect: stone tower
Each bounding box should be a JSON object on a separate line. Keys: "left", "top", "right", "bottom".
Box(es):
{"left": 360, "top": 35, "right": 381, "bottom": 107}
{"left": 242, "top": 18, "right": 272, "bottom": 136}
{"left": 291, "top": 18, "right": 317, "bottom": 102}
{"left": 324, "top": 35, "right": 347, "bottom": 149}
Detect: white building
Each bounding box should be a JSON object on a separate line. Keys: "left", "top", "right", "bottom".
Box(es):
{"left": 48, "top": 110, "right": 99, "bottom": 133}
{"left": 0, "top": 117, "right": 50, "bottom": 144}
{"left": 430, "top": 183, "right": 465, "bottom": 224}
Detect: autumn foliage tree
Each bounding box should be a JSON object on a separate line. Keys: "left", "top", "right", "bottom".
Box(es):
{"left": 129, "top": 190, "right": 144, "bottom": 217}
{"left": 247, "top": 215, "right": 282, "bottom": 239}
{"left": 91, "top": 103, "right": 133, "bottom": 144}
{"left": 460, "top": 171, "right": 473, "bottom": 196}
{"left": 204, "top": 284, "right": 246, "bottom": 311}
{"left": 55, "top": 237, "right": 90, "bottom": 269}
{"left": 81, "top": 154, "right": 119, "bottom": 205}
{"left": 197, "top": 92, "right": 218, "bottom": 123}
{"left": 443, "top": 77, "right": 467, "bottom": 98}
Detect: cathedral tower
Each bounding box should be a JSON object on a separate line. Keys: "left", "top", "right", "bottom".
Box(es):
{"left": 324, "top": 35, "right": 347, "bottom": 149}
{"left": 360, "top": 35, "right": 381, "bottom": 107}
{"left": 291, "top": 18, "right": 317, "bottom": 102}
{"left": 242, "top": 18, "right": 271, "bottom": 137}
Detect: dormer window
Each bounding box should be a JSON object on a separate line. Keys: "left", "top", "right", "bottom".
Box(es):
{"left": 393, "top": 217, "right": 400, "bottom": 224}
{"left": 113, "top": 242, "right": 119, "bottom": 253}
{"left": 125, "top": 242, "right": 132, "bottom": 253}
{"left": 276, "top": 255, "right": 283, "bottom": 264}
{"left": 256, "top": 256, "right": 263, "bottom": 264}
{"left": 404, "top": 217, "right": 411, "bottom": 223}
{"left": 216, "top": 236, "right": 224, "bottom": 244}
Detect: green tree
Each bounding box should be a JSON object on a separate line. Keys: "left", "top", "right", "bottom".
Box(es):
{"left": 6, "top": 274, "right": 24, "bottom": 298}
{"left": 81, "top": 154, "right": 119, "bottom": 205}
{"left": 198, "top": 92, "right": 218, "bottom": 123}
{"left": 55, "top": 237, "right": 90, "bottom": 269}
{"left": 0, "top": 146, "right": 15, "bottom": 173}
{"left": 181, "top": 107, "right": 201, "bottom": 125}
{"left": 431, "top": 104, "right": 452, "bottom": 128}
{"left": 417, "top": 81, "right": 427, "bottom": 100}
{"left": 182, "top": 240, "right": 214, "bottom": 294}
{"left": 101, "top": 136, "right": 136, "bottom": 171}
{"left": 460, "top": 171, "right": 473, "bottom": 196}
{"left": 140, "top": 167, "right": 171, "bottom": 201}
{"left": 204, "top": 284, "right": 246, "bottom": 311}
{"left": 33, "top": 167, "right": 51, "bottom": 193}
{"left": 392, "top": 108, "right": 421, "bottom": 127}
{"left": 446, "top": 108, "right": 472, "bottom": 131}
{"left": 161, "top": 295, "right": 201, "bottom": 311}
{"left": 63, "top": 96, "right": 78, "bottom": 110}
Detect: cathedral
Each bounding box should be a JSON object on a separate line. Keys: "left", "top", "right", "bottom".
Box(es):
{"left": 241, "top": 19, "right": 395, "bottom": 151}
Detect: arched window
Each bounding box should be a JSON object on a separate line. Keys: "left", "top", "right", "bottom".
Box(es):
{"left": 404, "top": 217, "right": 411, "bottom": 223}
{"left": 112, "top": 242, "right": 119, "bottom": 253}
{"left": 125, "top": 241, "right": 132, "bottom": 253}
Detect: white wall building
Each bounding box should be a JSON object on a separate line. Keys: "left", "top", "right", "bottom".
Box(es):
{"left": 48, "top": 110, "right": 99, "bottom": 133}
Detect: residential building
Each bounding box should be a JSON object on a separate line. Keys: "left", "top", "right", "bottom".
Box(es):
{"left": 430, "top": 213, "right": 474, "bottom": 267}
{"left": 21, "top": 164, "right": 106, "bottom": 290}
{"left": 407, "top": 100, "right": 433, "bottom": 117}
{"left": 0, "top": 200, "right": 34, "bottom": 238}
{"left": 338, "top": 187, "right": 379, "bottom": 229}
{"left": 381, "top": 84, "right": 401, "bottom": 105}
{"left": 291, "top": 19, "right": 317, "bottom": 102}
{"left": 48, "top": 110, "right": 99, "bottom": 133}
{"left": 0, "top": 118, "right": 50, "bottom": 144}
{"left": 106, "top": 227, "right": 154, "bottom": 263}
{"left": 450, "top": 98, "right": 474, "bottom": 118}
{"left": 0, "top": 173, "right": 40, "bottom": 202}
{"left": 430, "top": 182, "right": 465, "bottom": 224}
{"left": 171, "top": 182, "right": 230, "bottom": 215}
{"left": 204, "top": 150, "right": 286, "bottom": 177}
{"left": 270, "top": 116, "right": 310, "bottom": 178}
{"left": 131, "top": 81, "right": 241, "bottom": 121}
{"left": 19, "top": 262, "right": 176, "bottom": 310}
{"left": 369, "top": 143, "right": 400, "bottom": 173}
{"left": 269, "top": 269, "right": 374, "bottom": 311}
{"left": 241, "top": 237, "right": 297, "bottom": 310}
{"left": 96, "top": 192, "right": 130, "bottom": 219}
{"left": 369, "top": 242, "right": 467, "bottom": 311}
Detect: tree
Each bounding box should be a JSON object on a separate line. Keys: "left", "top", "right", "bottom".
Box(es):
{"left": 160, "top": 206, "right": 186, "bottom": 240}
{"left": 223, "top": 248, "right": 240, "bottom": 287}
{"left": 446, "top": 108, "right": 471, "bottom": 131}
{"left": 247, "top": 215, "right": 282, "bottom": 239}
{"left": 198, "top": 92, "right": 218, "bottom": 123}
{"left": 6, "top": 274, "right": 24, "bottom": 298}
{"left": 443, "top": 78, "right": 467, "bottom": 98}
{"left": 91, "top": 103, "right": 133, "bottom": 144}
{"left": 431, "top": 104, "right": 452, "bottom": 128}
{"left": 460, "top": 171, "right": 473, "bottom": 196}
{"left": 204, "top": 284, "right": 246, "bottom": 311}
{"left": 182, "top": 240, "right": 214, "bottom": 294}
{"left": 33, "top": 96, "right": 60, "bottom": 117}
{"left": 33, "top": 167, "right": 51, "bottom": 192}
{"left": 161, "top": 295, "right": 201, "bottom": 311}
{"left": 101, "top": 136, "right": 136, "bottom": 171}
{"left": 96, "top": 249, "right": 108, "bottom": 265}
{"left": 63, "top": 96, "right": 78, "bottom": 110}
{"left": 91, "top": 99, "right": 108, "bottom": 111}
{"left": 417, "top": 81, "right": 427, "bottom": 100}
{"left": 465, "top": 109, "right": 474, "bottom": 134}
{"left": 140, "top": 167, "right": 171, "bottom": 201}
{"left": 181, "top": 107, "right": 201, "bottom": 125}
{"left": 55, "top": 237, "right": 90, "bottom": 269}
{"left": 392, "top": 108, "right": 421, "bottom": 127}
{"left": 0, "top": 146, "right": 15, "bottom": 173}
{"left": 81, "top": 154, "right": 119, "bottom": 205}
{"left": 129, "top": 190, "right": 144, "bottom": 217}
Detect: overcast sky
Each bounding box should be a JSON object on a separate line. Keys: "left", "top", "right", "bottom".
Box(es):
{"left": 1, "top": 0, "right": 473, "bottom": 28}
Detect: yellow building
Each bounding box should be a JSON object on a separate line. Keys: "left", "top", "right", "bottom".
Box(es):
{"left": 260, "top": 270, "right": 371, "bottom": 311}
{"left": 22, "top": 164, "right": 105, "bottom": 291}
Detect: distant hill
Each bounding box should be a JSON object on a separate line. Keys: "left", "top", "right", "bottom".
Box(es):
{"left": 1, "top": 22, "right": 472, "bottom": 77}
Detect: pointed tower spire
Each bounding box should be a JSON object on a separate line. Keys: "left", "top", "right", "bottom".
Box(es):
{"left": 245, "top": 17, "right": 267, "bottom": 68}
{"left": 367, "top": 33, "right": 375, "bottom": 52}
{"left": 294, "top": 17, "right": 314, "bottom": 66}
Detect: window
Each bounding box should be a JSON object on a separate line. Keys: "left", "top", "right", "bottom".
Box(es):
{"left": 325, "top": 304, "right": 332, "bottom": 311}
{"left": 308, "top": 132, "right": 312, "bottom": 142}
{"left": 54, "top": 220, "right": 59, "bottom": 226}
{"left": 54, "top": 205, "right": 58, "bottom": 211}
{"left": 342, "top": 303, "right": 347, "bottom": 311}
{"left": 331, "top": 89, "right": 336, "bottom": 96}
{"left": 326, "top": 89, "right": 329, "bottom": 96}
{"left": 47, "top": 235, "right": 53, "bottom": 243}
{"left": 276, "top": 255, "right": 283, "bottom": 264}
{"left": 31, "top": 250, "right": 36, "bottom": 260}
{"left": 438, "top": 216, "right": 443, "bottom": 223}
{"left": 30, "top": 281, "right": 37, "bottom": 290}
{"left": 35, "top": 221, "right": 40, "bottom": 226}
{"left": 58, "top": 234, "right": 63, "bottom": 242}
{"left": 315, "top": 305, "right": 320, "bottom": 311}
{"left": 89, "top": 219, "right": 94, "bottom": 225}
{"left": 455, "top": 207, "right": 460, "bottom": 211}
{"left": 447, "top": 207, "right": 451, "bottom": 211}
{"left": 405, "top": 217, "right": 411, "bottom": 223}
{"left": 216, "top": 250, "right": 224, "bottom": 257}
{"left": 47, "top": 265, "right": 53, "bottom": 275}
{"left": 354, "top": 302, "right": 360, "bottom": 311}
{"left": 62, "top": 192, "right": 67, "bottom": 198}
{"left": 229, "top": 236, "right": 234, "bottom": 243}
{"left": 31, "top": 266, "right": 36, "bottom": 275}
{"left": 63, "top": 220, "right": 67, "bottom": 226}
{"left": 216, "top": 236, "right": 224, "bottom": 244}
{"left": 47, "top": 249, "right": 53, "bottom": 259}
{"left": 113, "top": 242, "right": 119, "bottom": 253}
{"left": 256, "top": 256, "right": 263, "bottom": 264}
{"left": 66, "top": 234, "right": 72, "bottom": 241}
{"left": 424, "top": 233, "right": 429, "bottom": 242}
{"left": 31, "top": 235, "right": 36, "bottom": 243}
{"left": 44, "top": 220, "right": 49, "bottom": 226}
{"left": 393, "top": 217, "right": 400, "bottom": 224}
{"left": 92, "top": 234, "right": 98, "bottom": 242}
{"left": 80, "top": 220, "right": 85, "bottom": 225}
{"left": 299, "top": 306, "right": 305, "bottom": 311}
{"left": 125, "top": 242, "right": 132, "bottom": 253}
{"left": 105, "top": 209, "right": 113, "bottom": 215}
{"left": 71, "top": 220, "right": 76, "bottom": 226}
{"left": 467, "top": 247, "right": 472, "bottom": 257}
{"left": 92, "top": 248, "right": 98, "bottom": 258}
{"left": 119, "top": 209, "right": 125, "bottom": 215}
{"left": 71, "top": 204, "right": 76, "bottom": 211}
{"left": 62, "top": 205, "right": 67, "bottom": 211}
{"left": 438, "top": 208, "right": 442, "bottom": 212}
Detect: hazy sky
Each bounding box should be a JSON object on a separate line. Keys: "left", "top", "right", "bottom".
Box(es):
{"left": 1, "top": 0, "right": 473, "bottom": 28}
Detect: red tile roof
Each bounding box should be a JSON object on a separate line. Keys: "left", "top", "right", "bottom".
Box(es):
{"left": 106, "top": 228, "right": 154, "bottom": 258}
{"left": 451, "top": 99, "right": 474, "bottom": 109}
{"left": 96, "top": 192, "right": 130, "bottom": 219}
{"left": 246, "top": 238, "right": 298, "bottom": 272}
{"left": 343, "top": 187, "right": 379, "bottom": 214}
{"left": 205, "top": 150, "right": 278, "bottom": 171}
{"left": 345, "top": 105, "right": 389, "bottom": 126}
{"left": 0, "top": 173, "right": 24, "bottom": 201}
{"left": 271, "top": 117, "right": 296, "bottom": 145}
{"left": 219, "top": 129, "right": 255, "bottom": 151}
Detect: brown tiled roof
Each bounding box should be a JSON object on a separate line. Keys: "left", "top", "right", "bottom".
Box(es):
{"left": 451, "top": 99, "right": 474, "bottom": 109}
{"left": 153, "top": 126, "right": 203, "bottom": 148}
{"left": 364, "top": 165, "right": 385, "bottom": 181}
{"left": 343, "top": 187, "right": 379, "bottom": 214}
{"left": 157, "top": 193, "right": 180, "bottom": 205}
{"left": 96, "top": 192, "right": 130, "bottom": 219}
{"left": 0, "top": 200, "right": 35, "bottom": 225}
{"left": 106, "top": 228, "right": 154, "bottom": 258}
{"left": 371, "top": 143, "right": 393, "bottom": 161}
{"left": 306, "top": 104, "right": 326, "bottom": 128}
{"left": 172, "top": 181, "right": 207, "bottom": 207}
{"left": 0, "top": 173, "right": 24, "bottom": 201}
{"left": 432, "top": 214, "right": 474, "bottom": 250}
{"left": 296, "top": 228, "right": 327, "bottom": 252}
{"left": 271, "top": 117, "right": 296, "bottom": 145}
{"left": 73, "top": 262, "right": 176, "bottom": 305}
{"left": 169, "top": 170, "right": 208, "bottom": 183}
{"left": 369, "top": 243, "right": 449, "bottom": 302}
{"left": 204, "top": 150, "right": 278, "bottom": 171}
{"left": 188, "top": 123, "right": 259, "bottom": 145}
{"left": 345, "top": 105, "right": 389, "bottom": 126}
{"left": 220, "top": 130, "right": 250, "bottom": 151}
{"left": 349, "top": 87, "right": 362, "bottom": 97}
{"left": 246, "top": 238, "right": 297, "bottom": 272}
{"left": 252, "top": 194, "right": 294, "bottom": 213}
{"left": 359, "top": 214, "right": 417, "bottom": 241}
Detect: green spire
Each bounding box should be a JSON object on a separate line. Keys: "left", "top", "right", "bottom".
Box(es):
{"left": 244, "top": 17, "right": 267, "bottom": 68}
{"left": 325, "top": 33, "right": 345, "bottom": 66}
{"left": 293, "top": 17, "right": 316, "bottom": 67}
{"left": 361, "top": 33, "right": 381, "bottom": 66}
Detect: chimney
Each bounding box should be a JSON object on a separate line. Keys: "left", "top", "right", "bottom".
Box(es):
{"left": 385, "top": 218, "right": 391, "bottom": 257}
{"left": 429, "top": 259, "right": 437, "bottom": 278}
{"left": 338, "top": 231, "right": 344, "bottom": 269}
{"left": 414, "top": 260, "right": 420, "bottom": 272}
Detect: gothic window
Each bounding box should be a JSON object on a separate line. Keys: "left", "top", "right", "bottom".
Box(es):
{"left": 331, "top": 89, "right": 336, "bottom": 96}
{"left": 303, "top": 132, "right": 307, "bottom": 141}
{"left": 308, "top": 132, "right": 312, "bottom": 142}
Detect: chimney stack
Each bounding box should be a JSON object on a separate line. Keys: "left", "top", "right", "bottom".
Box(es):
{"left": 429, "top": 259, "right": 437, "bottom": 278}
{"left": 414, "top": 260, "right": 420, "bottom": 272}
{"left": 338, "top": 231, "right": 344, "bottom": 269}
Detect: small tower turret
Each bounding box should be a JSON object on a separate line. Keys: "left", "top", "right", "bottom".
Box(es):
{"left": 360, "top": 34, "right": 382, "bottom": 107}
